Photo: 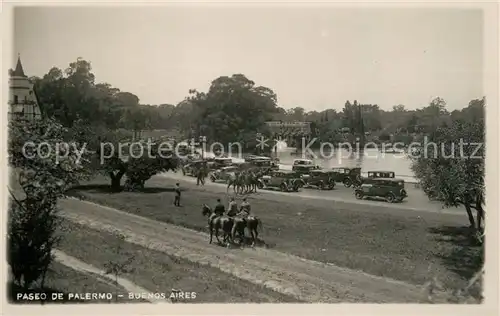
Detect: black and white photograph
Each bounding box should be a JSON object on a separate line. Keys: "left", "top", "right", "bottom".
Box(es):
{"left": 2, "top": 1, "right": 498, "bottom": 312}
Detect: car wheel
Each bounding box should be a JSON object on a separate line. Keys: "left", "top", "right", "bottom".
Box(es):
{"left": 355, "top": 191, "right": 364, "bottom": 199}
{"left": 257, "top": 181, "right": 264, "bottom": 189}
{"left": 386, "top": 193, "right": 395, "bottom": 203}
{"left": 328, "top": 180, "right": 335, "bottom": 190}
{"left": 210, "top": 175, "right": 216, "bottom": 182}
{"left": 343, "top": 178, "right": 352, "bottom": 188}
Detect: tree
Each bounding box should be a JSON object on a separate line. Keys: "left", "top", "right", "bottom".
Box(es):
{"left": 187, "top": 74, "right": 279, "bottom": 145}
{"left": 410, "top": 101, "right": 485, "bottom": 233}
{"left": 8, "top": 119, "right": 92, "bottom": 290}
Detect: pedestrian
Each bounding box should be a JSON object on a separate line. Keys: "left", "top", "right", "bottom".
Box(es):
{"left": 196, "top": 168, "right": 201, "bottom": 186}
{"left": 174, "top": 183, "right": 181, "bottom": 206}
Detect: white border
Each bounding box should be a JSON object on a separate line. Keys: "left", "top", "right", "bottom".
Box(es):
{"left": 1, "top": 1, "right": 499, "bottom": 315}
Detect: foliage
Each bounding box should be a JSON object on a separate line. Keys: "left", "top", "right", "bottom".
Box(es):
{"left": 104, "top": 231, "right": 135, "bottom": 302}
{"left": 410, "top": 98, "right": 485, "bottom": 232}
{"left": 7, "top": 119, "right": 92, "bottom": 290}
{"left": 186, "top": 74, "right": 280, "bottom": 145}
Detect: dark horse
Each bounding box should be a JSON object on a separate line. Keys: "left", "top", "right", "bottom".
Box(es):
{"left": 201, "top": 204, "right": 233, "bottom": 244}
{"left": 230, "top": 214, "right": 263, "bottom": 247}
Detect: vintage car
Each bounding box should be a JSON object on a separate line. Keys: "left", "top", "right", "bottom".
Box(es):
{"left": 257, "top": 170, "right": 305, "bottom": 192}
{"left": 212, "top": 157, "right": 233, "bottom": 170}
{"left": 331, "top": 167, "right": 362, "bottom": 188}
{"left": 354, "top": 178, "right": 408, "bottom": 203}
{"left": 183, "top": 159, "right": 206, "bottom": 177}
{"left": 292, "top": 164, "right": 321, "bottom": 175}
{"left": 367, "top": 171, "right": 395, "bottom": 179}
{"left": 293, "top": 158, "right": 314, "bottom": 166}
{"left": 245, "top": 155, "right": 271, "bottom": 162}
{"left": 210, "top": 166, "right": 239, "bottom": 182}
{"left": 250, "top": 159, "right": 279, "bottom": 171}
{"left": 301, "top": 170, "right": 336, "bottom": 190}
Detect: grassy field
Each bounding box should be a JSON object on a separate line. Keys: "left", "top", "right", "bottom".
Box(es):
{"left": 7, "top": 261, "right": 136, "bottom": 304}
{"left": 68, "top": 175, "right": 483, "bottom": 294}
{"left": 56, "top": 219, "right": 299, "bottom": 303}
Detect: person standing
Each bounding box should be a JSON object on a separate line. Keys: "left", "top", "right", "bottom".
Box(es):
{"left": 174, "top": 183, "right": 181, "bottom": 207}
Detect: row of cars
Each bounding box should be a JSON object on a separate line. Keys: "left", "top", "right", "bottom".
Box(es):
{"left": 183, "top": 156, "right": 408, "bottom": 203}
{"left": 263, "top": 159, "right": 408, "bottom": 203}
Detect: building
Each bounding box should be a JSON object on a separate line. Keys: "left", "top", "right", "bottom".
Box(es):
{"left": 264, "top": 121, "right": 312, "bottom": 147}
{"left": 8, "top": 55, "right": 42, "bottom": 122}
{"left": 265, "top": 121, "right": 311, "bottom": 136}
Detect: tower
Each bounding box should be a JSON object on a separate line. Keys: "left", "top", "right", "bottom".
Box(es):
{"left": 8, "top": 55, "right": 42, "bottom": 122}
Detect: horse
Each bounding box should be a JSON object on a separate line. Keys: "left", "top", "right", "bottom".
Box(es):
{"left": 201, "top": 204, "right": 233, "bottom": 244}
{"left": 246, "top": 216, "right": 263, "bottom": 246}
{"left": 230, "top": 214, "right": 263, "bottom": 247}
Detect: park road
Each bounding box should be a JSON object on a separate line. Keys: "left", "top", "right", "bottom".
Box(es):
{"left": 57, "top": 197, "right": 451, "bottom": 303}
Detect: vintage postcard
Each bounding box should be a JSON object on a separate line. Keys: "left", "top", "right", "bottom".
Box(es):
{"left": 1, "top": 1, "right": 498, "bottom": 315}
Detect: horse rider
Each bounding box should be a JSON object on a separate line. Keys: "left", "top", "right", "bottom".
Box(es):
{"left": 227, "top": 197, "right": 238, "bottom": 217}
{"left": 214, "top": 198, "right": 225, "bottom": 217}
{"left": 237, "top": 197, "right": 251, "bottom": 219}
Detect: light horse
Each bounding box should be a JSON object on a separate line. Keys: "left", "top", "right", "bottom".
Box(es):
{"left": 201, "top": 204, "right": 233, "bottom": 244}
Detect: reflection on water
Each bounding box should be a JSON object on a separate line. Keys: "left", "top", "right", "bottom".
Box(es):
{"left": 275, "top": 147, "right": 416, "bottom": 182}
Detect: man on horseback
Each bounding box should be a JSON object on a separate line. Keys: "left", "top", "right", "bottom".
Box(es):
{"left": 227, "top": 197, "right": 238, "bottom": 217}
{"left": 238, "top": 198, "right": 251, "bottom": 218}
{"left": 214, "top": 198, "right": 225, "bottom": 216}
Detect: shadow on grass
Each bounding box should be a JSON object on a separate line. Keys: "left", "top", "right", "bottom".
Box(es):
{"left": 428, "top": 225, "right": 484, "bottom": 280}
{"left": 69, "top": 184, "right": 179, "bottom": 194}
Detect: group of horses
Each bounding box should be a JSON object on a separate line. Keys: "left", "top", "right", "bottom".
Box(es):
{"left": 225, "top": 168, "right": 271, "bottom": 195}
{"left": 201, "top": 204, "right": 263, "bottom": 247}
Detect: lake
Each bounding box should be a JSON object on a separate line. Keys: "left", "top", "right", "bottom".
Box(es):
{"left": 203, "top": 141, "right": 418, "bottom": 183}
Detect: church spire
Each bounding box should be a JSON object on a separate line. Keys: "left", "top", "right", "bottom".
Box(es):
{"left": 12, "top": 54, "right": 27, "bottom": 77}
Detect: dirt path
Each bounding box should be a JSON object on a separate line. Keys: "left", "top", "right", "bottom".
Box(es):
{"left": 58, "top": 198, "right": 450, "bottom": 303}
{"left": 53, "top": 250, "right": 168, "bottom": 303}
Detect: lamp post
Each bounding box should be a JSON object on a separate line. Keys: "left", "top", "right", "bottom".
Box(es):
{"left": 199, "top": 135, "right": 206, "bottom": 159}
{"left": 256, "top": 133, "right": 262, "bottom": 155}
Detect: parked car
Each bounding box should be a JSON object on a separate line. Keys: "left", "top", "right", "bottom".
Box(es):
{"left": 354, "top": 178, "right": 407, "bottom": 203}
{"left": 366, "top": 171, "right": 395, "bottom": 179}
{"left": 292, "top": 158, "right": 314, "bottom": 166}
{"left": 331, "top": 167, "right": 362, "bottom": 187}
{"left": 212, "top": 157, "right": 233, "bottom": 170}
{"left": 301, "top": 170, "right": 336, "bottom": 190}
{"left": 210, "top": 166, "right": 239, "bottom": 182}
{"left": 292, "top": 164, "right": 321, "bottom": 175}
{"left": 183, "top": 160, "right": 206, "bottom": 177}
{"left": 258, "top": 170, "right": 305, "bottom": 192}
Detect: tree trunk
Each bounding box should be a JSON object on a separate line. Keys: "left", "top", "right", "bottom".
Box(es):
{"left": 109, "top": 170, "right": 125, "bottom": 192}
{"left": 476, "top": 194, "right": 485, "bottom": 232}
{"left": 463, "top": 195, "right": 476, "bottom": 230}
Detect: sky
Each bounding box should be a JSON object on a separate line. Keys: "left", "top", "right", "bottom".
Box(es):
{"left": 13, "top": 6, "right": 483, "bottom": 111}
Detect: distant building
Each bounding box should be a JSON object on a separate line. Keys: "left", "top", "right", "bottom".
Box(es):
{"left": 265, "top": 121, "right": 311, "bottom": 135}
{"left": 8, "top": 55, "right": 42, "bottom": 122}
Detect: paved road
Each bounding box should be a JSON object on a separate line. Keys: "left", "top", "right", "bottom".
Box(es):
{"left": 58, "top": 198, "right": 452, "bottom": 303}
{"left": 159, "top": 171, "right": 465, "bottom": 216}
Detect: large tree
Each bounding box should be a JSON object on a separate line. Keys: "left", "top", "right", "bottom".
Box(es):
{"left": 410, "top": 98, "right": 485, "bottom": 232}
{"left": 187, "top": 74, "right": 279, "bottom": 145}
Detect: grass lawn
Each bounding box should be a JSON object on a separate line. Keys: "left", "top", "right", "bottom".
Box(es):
{"left": 56, "top": 219, "right": 299, "bottom": 303}
{"left": 7, "top": 261, "right": 136, "bottom": 304}
{"left": 68, "top": 175, "right": 483, "bottom": 293}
